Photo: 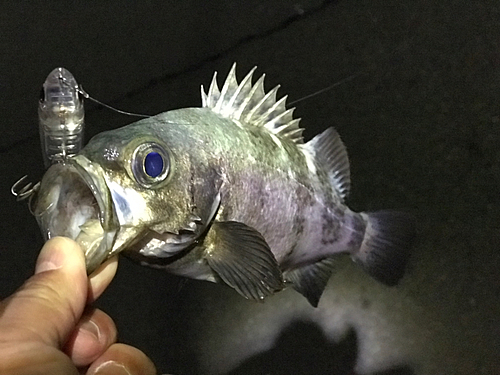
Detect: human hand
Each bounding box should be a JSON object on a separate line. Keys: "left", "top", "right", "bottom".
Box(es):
{"left": 0, "top": 237, "right": 157, "bottom": 375}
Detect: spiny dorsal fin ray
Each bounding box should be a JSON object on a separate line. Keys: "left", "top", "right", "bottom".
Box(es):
{"left": 201, "top": 63, "right": 305, "bottom": 144}
{"left": 215, "top": 64, "right": 237, "bottom": 114}
{"left": 240, "top": 73, "right": 266, "bottom": 119}
{"left": 201, "top": 72, "right": 220, "bottom": 108}
{"left": 227, "top": 66, "right": 257, "bottom": 117}
{"left": 304, "top": 127, "right": 351, "bottom": 200}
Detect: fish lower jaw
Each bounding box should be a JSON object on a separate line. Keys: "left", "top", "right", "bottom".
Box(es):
{"left": 76, "top": 221, "right": 118, "bottom": 274}
{"left": 75, "top": 219, "right": 104, "bottom": 267}
{"left": 33, "top": 161, "right": 117, "bottom": 274}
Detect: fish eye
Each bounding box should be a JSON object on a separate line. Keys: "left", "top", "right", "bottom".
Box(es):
{"left": 144, "top": 152, "right": 163, "bottom": 177}
{"left": 131, "top": 142, "right": 170, "bottom": 188}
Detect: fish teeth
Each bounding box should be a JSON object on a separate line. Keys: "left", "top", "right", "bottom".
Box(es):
{"left": 182, "top": 221, "right": 198, "bottom": 232}
{"left": 189, "top": 213, "right": 203, "bottom": 223}
{"left": 79, "top": 219, "right": 100, "bottom": 233}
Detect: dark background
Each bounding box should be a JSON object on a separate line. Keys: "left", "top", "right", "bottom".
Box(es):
{"left": 1, "top": 1, "right": 499, "bottom": 374}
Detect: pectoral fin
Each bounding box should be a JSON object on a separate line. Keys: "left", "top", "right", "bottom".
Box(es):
{"left": 283, "top": 258, "right": 336, "bottom": 307}
{"left": 203, "top": 221, "right": 284, "bottom": 301}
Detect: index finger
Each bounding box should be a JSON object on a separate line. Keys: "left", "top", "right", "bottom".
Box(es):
{"left": 87, "top": 256, "right": 118, "bottom": 303}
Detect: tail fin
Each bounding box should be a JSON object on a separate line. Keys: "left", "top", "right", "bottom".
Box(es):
{"left": 354, "top": 211, "right": 416, "bottom": 285}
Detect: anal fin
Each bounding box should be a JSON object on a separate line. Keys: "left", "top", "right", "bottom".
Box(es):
{"left": 283, "top": 258, "right": 336, "bottom": 307}
{"left": 203, "top": 221, "right": 284, "bottom": 301}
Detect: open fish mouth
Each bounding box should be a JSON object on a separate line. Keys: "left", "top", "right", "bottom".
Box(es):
{"left": 33, "top": 155, "right": 117, "bottom": 273}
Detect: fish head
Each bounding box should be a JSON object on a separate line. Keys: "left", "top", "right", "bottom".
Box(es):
{"left": 33, "top": 118, "right": 221, "bottom": 274}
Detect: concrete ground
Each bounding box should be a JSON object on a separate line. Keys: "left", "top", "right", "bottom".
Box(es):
{"left": 1, "top": 1, "right": 499, "bottom": 374}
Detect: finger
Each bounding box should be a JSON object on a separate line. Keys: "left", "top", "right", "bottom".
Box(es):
{"left": 87, "top": 256, "right": 118, "bottom": 303}
{"left": 64, "top": 308, "right": 117, "bottom": 368}
{"left": 85, "top": 343, "right": 156, "bottom": 375}
{"left": 0, "top": 237, "right": 87, "bottom": 348}
{"left": 0, "top": 343, "right": 78, "bottom": 375}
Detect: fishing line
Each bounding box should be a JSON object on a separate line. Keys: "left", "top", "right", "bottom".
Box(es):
{"left": 58, "top": 76, "right": 152, "bottom": 118}
{"left": 288, "top": 72, "right": 365, "bottom": 106}
{"left": 287, "top": 34, "right": 414, "bottom": 107}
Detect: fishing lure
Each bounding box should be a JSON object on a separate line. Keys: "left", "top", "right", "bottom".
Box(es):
{"left": 38, "top": 67, "right": 85, "bottom": 168}
{"left": 12, "top": 67, "right": 150, "bottom": 202}
{"left": 39, "top": 67, "right": 151, "bottom": 167}
{"left": 11, "top": 67, "right": 83, "bottom": 202}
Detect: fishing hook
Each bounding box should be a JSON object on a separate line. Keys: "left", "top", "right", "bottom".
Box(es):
{"left": 11, "top": 175, "right": 39, "bottom": 200}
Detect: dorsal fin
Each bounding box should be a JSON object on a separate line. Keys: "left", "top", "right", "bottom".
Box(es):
{"left": 303, "top": 127, "right": 351, "bottom": 200}
{"left": 201, "top": 63, "right": 305, "bottom": 144}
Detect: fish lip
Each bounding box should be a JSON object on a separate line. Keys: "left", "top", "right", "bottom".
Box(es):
{"left": 33, "top": 156, "right": 118, "bottom": 274}
{"left": 69, "top": 155, "right": 119, "bottom": 273}
{"left": 70, "top": 155, "right": 114, "bottom": 231}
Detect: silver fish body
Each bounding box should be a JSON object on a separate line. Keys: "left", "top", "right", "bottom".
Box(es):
{"left": 29, "top": 65, "right": 415, "bottom": 306}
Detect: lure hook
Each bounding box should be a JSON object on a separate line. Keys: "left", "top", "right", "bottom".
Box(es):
{"left": 11, "top": 175, "right": 39, "bottom": 201}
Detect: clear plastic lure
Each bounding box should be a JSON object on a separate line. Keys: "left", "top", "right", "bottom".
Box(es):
{"left": 38, "top": 67, "right": 85, "bottom": 168}
{"left": 12, "top": 67, "right": 150, "bottom": 203}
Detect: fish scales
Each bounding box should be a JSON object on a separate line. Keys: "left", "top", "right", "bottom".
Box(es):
{"left": 22, "top": 64, "right": 415, "bottom": 307}
{"left": 143, "top": 109, "right": 325, "bottom": 264}
{"left": 153, "top": 108, "right": 355, "bottom": 268}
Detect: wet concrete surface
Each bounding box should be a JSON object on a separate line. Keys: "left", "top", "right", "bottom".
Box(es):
{"left": 1, "top": 1, "right": 499, "bottom": 374}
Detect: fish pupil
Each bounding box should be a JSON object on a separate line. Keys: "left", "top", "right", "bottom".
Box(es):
{"left": 144, "top": 152, "right": 163, "bottom": 178}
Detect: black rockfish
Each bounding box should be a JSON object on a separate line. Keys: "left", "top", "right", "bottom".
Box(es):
{"left": 27, "top": 64, "right": 415, "bottom": 307}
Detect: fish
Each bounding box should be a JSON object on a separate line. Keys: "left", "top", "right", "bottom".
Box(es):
{"left": 26, "top": 64, "right": 415, "bottom": 307}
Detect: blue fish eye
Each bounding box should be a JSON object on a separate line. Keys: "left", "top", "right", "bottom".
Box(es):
{"left": 144, "top": 151, "right": 163, "bottom": 178}
{"left": 131, "top": 142, "right": 170, "bottom": 188}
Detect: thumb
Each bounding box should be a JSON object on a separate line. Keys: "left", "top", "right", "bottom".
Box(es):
{"left": 0, "top": 237, "right": 88, "bottom": 348}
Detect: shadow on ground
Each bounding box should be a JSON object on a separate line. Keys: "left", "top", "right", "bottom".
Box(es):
{"left": 226, "top": 321, "right": 414, "bottom": 375}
